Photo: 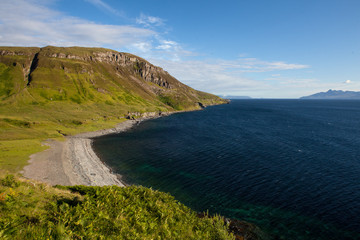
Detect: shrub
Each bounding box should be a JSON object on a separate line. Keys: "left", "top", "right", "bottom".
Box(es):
{"left": 2, "top": 118, "right": 31, "bottom": 128}
{"left": 0, "top": 175, "right": 19, "bottom": 187}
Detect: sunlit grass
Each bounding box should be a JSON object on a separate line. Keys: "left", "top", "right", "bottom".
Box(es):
{"left": 0, "top": 139, "right": 48, "bottom": 172}
{"left": 0, "top": 174, "right": 234, "bottom": 239}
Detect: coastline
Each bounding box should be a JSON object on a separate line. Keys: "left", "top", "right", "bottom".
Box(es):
{"left": 21, "top": 113, "right": 168, "bottom": 186}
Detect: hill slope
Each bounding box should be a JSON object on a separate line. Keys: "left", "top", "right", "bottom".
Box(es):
{"left": 0, "top": 46, "right": 224, "bottom": 109}
{"left": 300, "top": 89, "right": 360, "bottom": 99}
{"left": 0, "top": 46, "right": 226, "bottom": 171}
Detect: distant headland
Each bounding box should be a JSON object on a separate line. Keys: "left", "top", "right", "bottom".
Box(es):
{"left": 301, "top": 89, "right": 360, "bottom": 99}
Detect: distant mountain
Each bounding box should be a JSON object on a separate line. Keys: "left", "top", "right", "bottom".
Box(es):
{"left": 220, "top": 95, "right": 252, "bottom": 99}
{"left": 300, "top": 90, "right": 360, "bottom": 99}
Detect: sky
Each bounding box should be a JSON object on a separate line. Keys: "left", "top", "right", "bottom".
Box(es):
{"left": 1, "top": 0, "right": 359, "bottom": 98}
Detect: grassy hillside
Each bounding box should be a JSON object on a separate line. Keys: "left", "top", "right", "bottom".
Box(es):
{"left": 0, "top": 46, "right": 227, "bottom": 171}
{"left": 0, "top": 173, "right": 234, "bottom": 239}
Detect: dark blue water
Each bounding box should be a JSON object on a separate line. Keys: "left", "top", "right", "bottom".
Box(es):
{"left": 93, "top": 100, "right": 360, "bottom": 239}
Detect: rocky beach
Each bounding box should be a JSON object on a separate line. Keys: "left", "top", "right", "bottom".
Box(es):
{"left": 22, "top": 113, "right": 168, "bottom": 187}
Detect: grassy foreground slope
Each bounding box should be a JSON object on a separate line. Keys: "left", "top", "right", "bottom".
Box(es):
{"left": 0, "top": 174, "right": 234, "bottom": 239}
{"left": 0, "top": 46, "right": 226, "bottom": 171}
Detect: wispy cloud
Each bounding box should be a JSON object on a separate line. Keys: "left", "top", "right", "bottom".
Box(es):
{"left": 261, "top": 76, "right": 360, "bottom": 98}
{"left": 150, "top": 58, "right": 351, "bottom": 98}
{"left": 217, "top": 58, "right": 309, "bottom": 73}
{"left": 0, "top": 0, "right": 182, "bottom": 58}
{"left": 136, "top": 13, "right": 165, "bottom": 28}
{"left": 156, "top": 40, "right": 178, "bottom": 50}
{"left": 150, "top": 59, "right": 273, "bottom": 95}
{"left": 0, "top": 0, "right": 154, "bottom": 49}
{"left": 84, "top": 0, "right": 125, "bottom": 17}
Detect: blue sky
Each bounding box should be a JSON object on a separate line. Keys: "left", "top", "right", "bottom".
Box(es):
{"left": 1, "top": 0, "right": 359, "bottom": 98}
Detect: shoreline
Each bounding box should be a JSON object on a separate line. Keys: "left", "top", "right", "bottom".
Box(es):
{"left": 22, "top": 113, "right": 168, "bottom": 186}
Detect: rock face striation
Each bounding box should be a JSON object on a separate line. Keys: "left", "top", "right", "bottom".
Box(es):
{"left": 0, "top": 46, "right": 226, "bottom": 111}
{"left": 43, "top": 50, "right": 172, "bottom": 89}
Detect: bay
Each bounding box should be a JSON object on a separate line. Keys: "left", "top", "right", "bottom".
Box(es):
{"left": 93, "top": 100, "right": 360, "bottom": 239}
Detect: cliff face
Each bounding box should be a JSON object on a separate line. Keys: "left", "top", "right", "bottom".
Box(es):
{"left": 40, "top": 49, "right": 173, "bottom": 89}
{"left": 0, "top": 46, "right": 226, "bottom": 111}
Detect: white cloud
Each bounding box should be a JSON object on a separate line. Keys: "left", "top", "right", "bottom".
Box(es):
{"left": 156, "top": 40, "right": 178, "bottom": 50}
{"left": 150, "top": 59, "right": 273, "bottom": 95}
{"left": 260, "top": 76, "right": 360, "bottom": 98}
{"left": 148, "top": 58, "right": 315, "bottom": 98}
{"left": 0, "top": 0, "right": 155, "bottom": 48}
{"left": 131, "top": 42, "right": 153, "bottom": 53}
{"left": 136, "top": 13, "right": 164, "bottom": 28}
{"left": 217, "top": 58, "right": 309, "bottom": 73}
{"left": 344, "top": 79, "right": 352, "bottom": 84}
{"left": 0, "top": 0, "right": 185, "bottom": 60}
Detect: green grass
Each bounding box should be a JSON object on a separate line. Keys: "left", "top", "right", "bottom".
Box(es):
{"left": 0, "top": 139, "right": 48, "bottom": 172}
{"left": 158, "top": 94, "right": 182, "bottom": 110}
{"left": 0, "top": 174, "right": 234, "bottom": 239}
{"left": 0, "top": 101, "right": 137, "bottom": 171}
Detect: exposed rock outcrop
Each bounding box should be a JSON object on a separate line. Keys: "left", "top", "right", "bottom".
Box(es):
{"left": 125, "top": 111, "right": 169, "bottom": 120}
{"left": 45, "top": 49, "right": 172, "bottom": 89}
{"left": 27, "top": 52, "right": 39, "bottom": 86}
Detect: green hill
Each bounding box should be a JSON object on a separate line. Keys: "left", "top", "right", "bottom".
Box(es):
{"left": 0, "top": 46, "right": 226, "bottom": 171}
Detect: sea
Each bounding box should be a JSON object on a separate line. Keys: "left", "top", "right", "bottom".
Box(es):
{"left": 93, "top": 99, "right": 360, "bottom": 240}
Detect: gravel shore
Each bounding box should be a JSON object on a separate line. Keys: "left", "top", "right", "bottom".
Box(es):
{"left": 22, "top": 119, "right": 140, "bottom": 186}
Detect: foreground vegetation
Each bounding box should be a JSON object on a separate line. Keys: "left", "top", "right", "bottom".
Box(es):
{"left": 0, "top": 173, "right": 234, "bottom": 239}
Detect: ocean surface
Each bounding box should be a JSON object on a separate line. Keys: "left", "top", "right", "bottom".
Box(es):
{"left": 93, "top": 100, "right": 360, "bottom": 239}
